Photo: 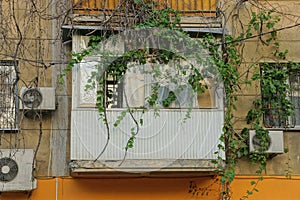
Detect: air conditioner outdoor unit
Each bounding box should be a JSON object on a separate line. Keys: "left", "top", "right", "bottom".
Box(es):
{"left": 249, "top": 130, "right": 284, "bottom": 153}
{"left": 0, "top": 149, "right": 37, "bottom": 191}
{"left": 19, "top": 87, "right": 56, "bottom": 110}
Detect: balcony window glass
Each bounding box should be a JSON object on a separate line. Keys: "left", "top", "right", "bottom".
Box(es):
{"left": 79, "top": 59, "right": 217, "bottom": 109}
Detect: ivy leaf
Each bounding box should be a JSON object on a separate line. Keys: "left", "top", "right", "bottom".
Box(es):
{"left": 266, "top": 22, "right": 275, "bottom": 29}
{"left": 140, "top": 118, "right": 143, "bottom": 126}
{"left": 250, "top": 181, "right": 256, "bottom": 185}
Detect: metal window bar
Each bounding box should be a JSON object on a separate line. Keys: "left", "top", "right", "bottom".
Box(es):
{"left": 72, "top": 0, "right": 217, "bottom": 16}
{"left": 0, "top": 62, "right": 18, "bottom": 130}
{"left": 290, "top": 72, "right": 300, "bottom": 127}
{"left": 261, "top": 64, "right": 287, "bottom": 128}
{"left": 105, "top": 73, "right": 123, "bottom": 108}
{"left": 262, "top": 64, "right": 300, "bottom": 128}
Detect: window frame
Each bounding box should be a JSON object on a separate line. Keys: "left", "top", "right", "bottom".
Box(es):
{"left": 71, "top": 33, "right": 224, "bottom": 112}
{"left": 0, "top": 60, "right": 18, "bottom": 131}
{"left": 76, "top": 58, "right": 220, "bottom": 110}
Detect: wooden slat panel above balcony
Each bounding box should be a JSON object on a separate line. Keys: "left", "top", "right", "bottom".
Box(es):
{"left": 72, "top": 0, "right": 217, "bottom": 17}
{"left": 70, "top": 0, "right": 220, "bottom": 29}
{"left": 69, "top": 1, "right": 221, "bottom": 29}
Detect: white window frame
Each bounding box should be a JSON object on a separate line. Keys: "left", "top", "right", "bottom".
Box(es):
{"left": 74, "top": 57, "right": 221, "bottom": 110}
{"left": 71, "top": 34, "right": 224, "bottom": 111}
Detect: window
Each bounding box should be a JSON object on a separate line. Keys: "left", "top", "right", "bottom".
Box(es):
{"left": 78, "top": 58, "right": 218, "bottom": 109}
{"left": 261, "top": 63, "right": 300, "bottom": 128}
{"left": 0, "top": 61, "right": 18, "bottom": 130}
{"left": 290, "top": 72, "right": 300, "bottom": 127}
{"left": 121, "top": 60, "right": 215, "bottom": 108}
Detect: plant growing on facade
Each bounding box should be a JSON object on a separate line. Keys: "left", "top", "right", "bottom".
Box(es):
{"left": 59, "top": 1, "right": 300, "bottom": 199}
{"left": 1, "top": 0, "right": 300, "bottom": 199}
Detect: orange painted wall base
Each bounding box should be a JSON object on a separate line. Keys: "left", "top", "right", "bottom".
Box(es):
{"left": 231, "top": 176, "right": 300, "bottom": 200}
{"left": 0, "top": 176, "right": 299, "bottom": 200}
{"left": 0, "top": 176, "right": 220, "bottom": 200}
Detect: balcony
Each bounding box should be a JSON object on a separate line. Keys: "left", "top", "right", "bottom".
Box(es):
{"left": 68, "top": 0, "right": 221, "bottom": 29}
{"left": 69, "top": 34, "right": 225, "bottom": 176}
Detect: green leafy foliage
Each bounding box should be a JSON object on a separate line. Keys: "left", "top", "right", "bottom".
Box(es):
{"left": 246, "top": 9, "right": 280, "bottom": 45}
{"left": 135, "top": 4, "right": 180, "bottom": 29}
{"left": 207, "top": 9, "right": 298, "bottom": 199}
{"left": 60, "top": 4, "right": 299, "bottom": 199}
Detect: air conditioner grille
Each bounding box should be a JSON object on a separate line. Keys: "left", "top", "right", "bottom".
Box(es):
{"left": 20, "top": 87, "right": 56, "bottom": 110}
{"left": 0, "top": 149, "right": 36, "bottom": 191}
{"left": 0, "top": 157, "right": 18, "bottom": 182}
{"left": 251, "top": 134, "right": 271, "bottom": 151}
{"left": 249, "top": 130, "right": 284, "bottom": 153}
{"left": 22, "top": 88, "right": 43, "bottom": 109}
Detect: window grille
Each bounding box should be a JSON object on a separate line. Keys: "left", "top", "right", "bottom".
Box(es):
{"left": 290, "top": 72, "right": 300, "bottom": 127}
{"left": 105, "top": 73, "right": 123, "bottom": 108}
{"left": 0, "top": 61, "right": 18, "bottom": 130}
{"left": 261, "top": 63, "right": 300, "bottom": 128}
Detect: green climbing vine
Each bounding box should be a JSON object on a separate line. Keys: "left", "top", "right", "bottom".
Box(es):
{"left": 60, "top": 3, "right": 210, "bottom": 156}
{"left": 206, "top": 33, "right": 241, "bottom": 198}
{"left": 60, "top": 2, "right": 300, "bottom": 200}
{"left": 203, "top": 8, "right": 300, "bottom": 199}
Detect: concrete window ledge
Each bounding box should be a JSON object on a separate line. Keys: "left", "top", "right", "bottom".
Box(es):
{"left": 69, "top": 159, "right": 224, "bottom": 177}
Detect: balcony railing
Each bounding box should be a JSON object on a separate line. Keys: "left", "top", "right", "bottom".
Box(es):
{"left": 72, "top": 0, "right": 217, "bottom": 17}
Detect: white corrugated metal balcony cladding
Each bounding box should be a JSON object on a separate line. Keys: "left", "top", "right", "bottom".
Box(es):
{"left": 71, "top": 109, "right": 224, "bottom": 161}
